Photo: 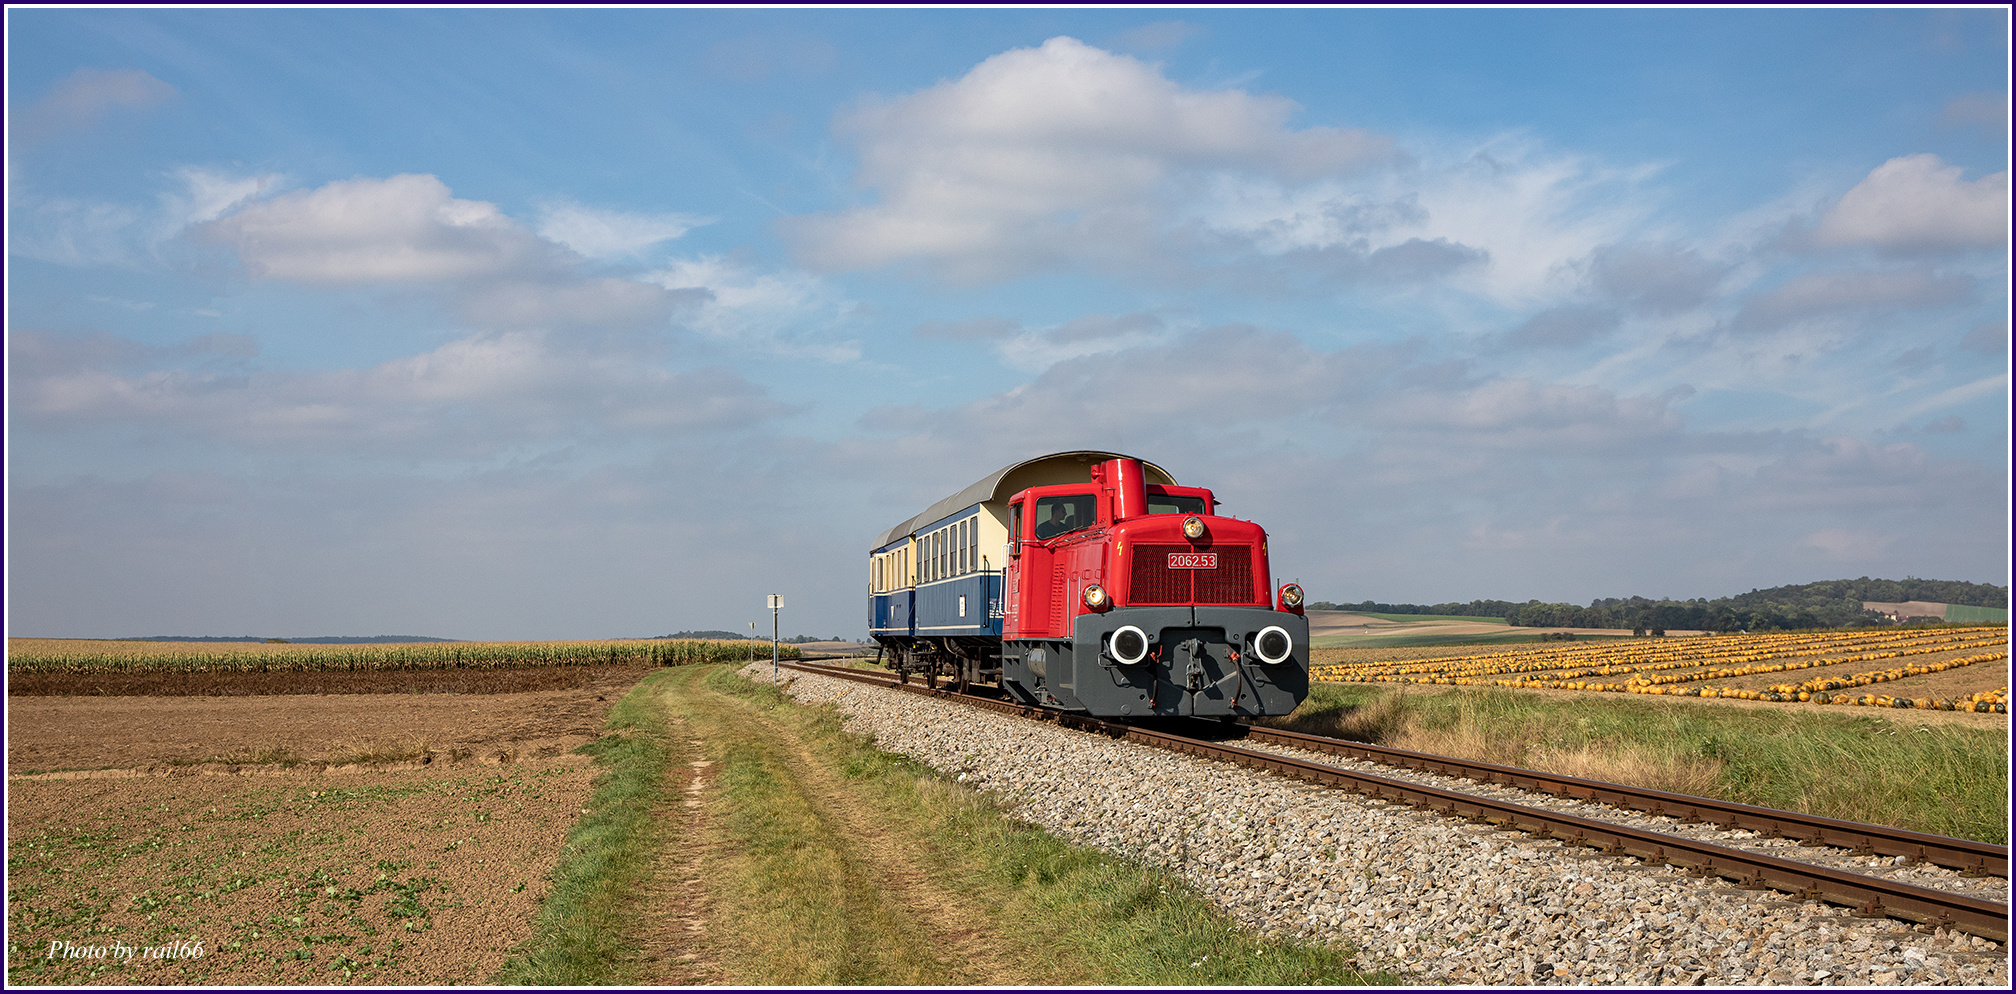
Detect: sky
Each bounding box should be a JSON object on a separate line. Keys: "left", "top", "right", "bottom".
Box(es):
{"left": 5, "top": 7, "right": 2009, "bottom": 640}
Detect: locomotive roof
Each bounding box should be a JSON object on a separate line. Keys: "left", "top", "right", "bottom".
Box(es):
{"left": 872, "top": 450, "right": 1176, "bottom": 550}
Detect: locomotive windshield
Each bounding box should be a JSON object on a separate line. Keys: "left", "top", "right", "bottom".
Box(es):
{"left": 1032, "top": 494, "right": 1096, "bottom": 539}
{"left": 1147, "top": 494, "right": 1206, "bottom": 515}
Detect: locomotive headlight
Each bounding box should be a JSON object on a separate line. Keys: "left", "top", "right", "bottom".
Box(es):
{"left": 1109, "top": 625, "right": 1150, "bottom": 665}
{"left": 1254, "top": 625, "right": 1293, "bottom": 665}
{"left": 1182, "top": 515, "right": 1206, "bottom": 540}
{"left": 1280, "top": 583, "right": 1304, "bottom": 609}
{"left": 1082, "top": 584, "right": 1109, "bottom": 610}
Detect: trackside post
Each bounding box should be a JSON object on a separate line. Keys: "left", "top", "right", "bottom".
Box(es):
{"left": 769, "top": 594, "right": 783, "bottom": 682}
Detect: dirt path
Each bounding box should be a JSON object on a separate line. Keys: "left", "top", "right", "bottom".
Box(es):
{"left": 650, "top": 666, "right": 1027, "bottom": 986}
{"left": 624, "top": 713, "right": 725, "bottom": 985}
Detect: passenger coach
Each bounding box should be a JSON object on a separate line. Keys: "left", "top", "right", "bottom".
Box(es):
{"left": 869, "top": 450, "right": 1309, "bottom": 718}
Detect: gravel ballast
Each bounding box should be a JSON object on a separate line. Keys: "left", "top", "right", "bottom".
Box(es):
{"left": 749, "top": 665, "right": 2010, "bottom": 987}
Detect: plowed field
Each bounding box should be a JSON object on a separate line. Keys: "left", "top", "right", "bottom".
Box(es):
{"left": 4, "top": 667, "right": 648, "bottom": 986}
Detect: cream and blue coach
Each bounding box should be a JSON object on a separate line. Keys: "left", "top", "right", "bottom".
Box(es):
{"left": 869, "top": 451, "right": 1179, "bottom": 689}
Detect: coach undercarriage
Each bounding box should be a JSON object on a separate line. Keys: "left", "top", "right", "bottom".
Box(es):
{"left": 876, "top": 636, "right": 1002, "bottom": 692}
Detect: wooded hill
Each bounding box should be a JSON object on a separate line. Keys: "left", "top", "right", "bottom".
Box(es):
{"left": 1314, "top": 578, "right": 2009, "bottom": 632}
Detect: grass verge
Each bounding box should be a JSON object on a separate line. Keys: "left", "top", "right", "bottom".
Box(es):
{"left": 492, "top": 669, "right": 676, "bottom": 985}
{"left": 674, "top": 665, "right": 1392, "bottom": 986}
{"left": 1268, "top": 683, "right": 2009, "bottom": 843}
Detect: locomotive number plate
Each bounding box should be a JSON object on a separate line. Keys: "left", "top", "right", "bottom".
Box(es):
{"left": 1167, "top": 552, "right": 1218, "bottom": 569}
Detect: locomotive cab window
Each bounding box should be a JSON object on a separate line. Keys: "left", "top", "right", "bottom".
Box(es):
{"left": 1033, "top": 494, "right": 1096, "bottom": 540}
{"left": 1147, "top": 493, "right": 1207, "bottom": 516}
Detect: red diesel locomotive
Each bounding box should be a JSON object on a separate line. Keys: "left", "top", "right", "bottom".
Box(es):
{"left": 869, "top": 450, "right": 1308, "bottom": 717}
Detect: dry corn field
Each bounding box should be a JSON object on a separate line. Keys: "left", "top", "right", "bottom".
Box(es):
{"left": 1312, "top": 627, "right": 2010, "bottom": 713}
{"left": 5, "top": 638, "right": 794, "bottom": 675}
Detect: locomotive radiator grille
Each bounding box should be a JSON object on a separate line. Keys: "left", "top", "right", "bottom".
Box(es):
{"left": 1129, "top": 544, "right": 1256, "bottom": 604}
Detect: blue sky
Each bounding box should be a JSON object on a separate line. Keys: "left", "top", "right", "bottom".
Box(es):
{"left": 6, "top": 8, "right": 2008, "bottom": 639}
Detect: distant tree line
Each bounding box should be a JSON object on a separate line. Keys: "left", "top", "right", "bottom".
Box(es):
{"left": 1313, "top": 578, "right": 2009, "bottom": 633}
{"left": 1307, "top": 599, "right": 1523, "bottom": 618}
{"left": 657, "top": 630, "right": 854, "bottom": 644}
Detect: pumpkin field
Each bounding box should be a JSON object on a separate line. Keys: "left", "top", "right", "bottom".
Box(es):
{"left": 1313, "top": 627, "right": 2009, "bottom": 713}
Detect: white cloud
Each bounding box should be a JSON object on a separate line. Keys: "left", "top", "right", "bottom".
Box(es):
{"left": 992, "top": 312, "right": 1175, "bottom": 371}
{"left": 1401, "top": 141, "right": 1662, "bottom": 304}
{"left": 198, "top": 174, "right": 551, "bottom": 283}
{"left": 1811, "top": 154, "right": 2007, "bottom": 253}
{"left": 1113, "top": 20, "right": 1203, "bottom": 52}
{"left": 1581, "top": 241, "right": 1729, "bottom": 314}
{"left": 1198, "top": 138, "right": 1663, "bottom": 303}
{"left": 648, "top": 256, "right": 859, "bottom": 361}
{"left": 454, "top": 276, "right": 691, "bottom": 333}
{"left": 842, "top": 324, "right": 2004, "bottom": 606}
{"left": 13, "top": 67, "right": 175, "bottom": 141}
{"left": 1940, "top": 93, "right": 2008, "bottom": 137}
{"left": 783, "top": 36, "right": 1396, "bottom": 280}
{"left": 1801, "top": 528, "right": 1894, "bottom": 561}
{"left": 1960, "top": 319, "right": 2007, "bottom": 354}
{"left": 863, "top": 324, "right": 1683, "bottom": 460}
{"left": 1732, "top": 267, "right": 1973, "bottom": 333}
{"left": 10, "top": 328, "right": 785, "bottom": 454}
{"left": 11, "top": 168, "right": 279, "bottom": 267}
{"left": 535, "top": 200, "right": 710, "bottom": 260}
{"left": 1500, "top": 307, "right": 1620, "bottom": 350}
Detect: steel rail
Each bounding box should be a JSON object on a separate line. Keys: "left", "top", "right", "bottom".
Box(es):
{"left": 1218, "top": 723, "right": 2009, "bottom": 880}
{"left": 777, "top": 660, "right": 2009, "bottom": 940}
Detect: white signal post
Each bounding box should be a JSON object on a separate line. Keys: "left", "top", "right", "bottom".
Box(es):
{"left": 768, "top": 594, "right": 783, "bottom": 682}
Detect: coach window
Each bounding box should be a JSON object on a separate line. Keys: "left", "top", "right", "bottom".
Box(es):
{"left": 958, "top": 519, "right": 968, "bottom": 574}
{"left": 969, "top": 517, "right": 978, "bottom": 569}
{"left": 1033, "top": 494, "right": 1096, "bottom": 540}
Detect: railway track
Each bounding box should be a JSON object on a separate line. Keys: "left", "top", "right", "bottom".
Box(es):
{"left": 779, "top": 660, "right": 2010, "bottom": 942}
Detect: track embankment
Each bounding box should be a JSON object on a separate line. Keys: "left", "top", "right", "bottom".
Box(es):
{"left": 770, "top": 664, "right": 2009, "bottom": 986}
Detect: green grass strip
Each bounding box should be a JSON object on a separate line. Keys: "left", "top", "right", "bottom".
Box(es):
{"left": 1281, "top": 683, "right": 2009, "bottom": 844}
{"left": 493, "top": 669, "right": 674, "bottom": 985}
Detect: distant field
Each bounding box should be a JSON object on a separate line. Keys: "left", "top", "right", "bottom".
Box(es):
{"left": 1312, "top": 627, "right": 2009, "bottom": 715}
{"left": 1348, "top": 612, "right": 1510, "bottom": 625}
{"left": 6, "top": 637, "right": 793, "bottom": 675}
{"left": 1304, "top": 610, "right": 1652, "bottom": 649}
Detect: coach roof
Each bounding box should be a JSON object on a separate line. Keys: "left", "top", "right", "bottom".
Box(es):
{"left": 872, "top": 450, "right": 1177, "bottom": 550}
